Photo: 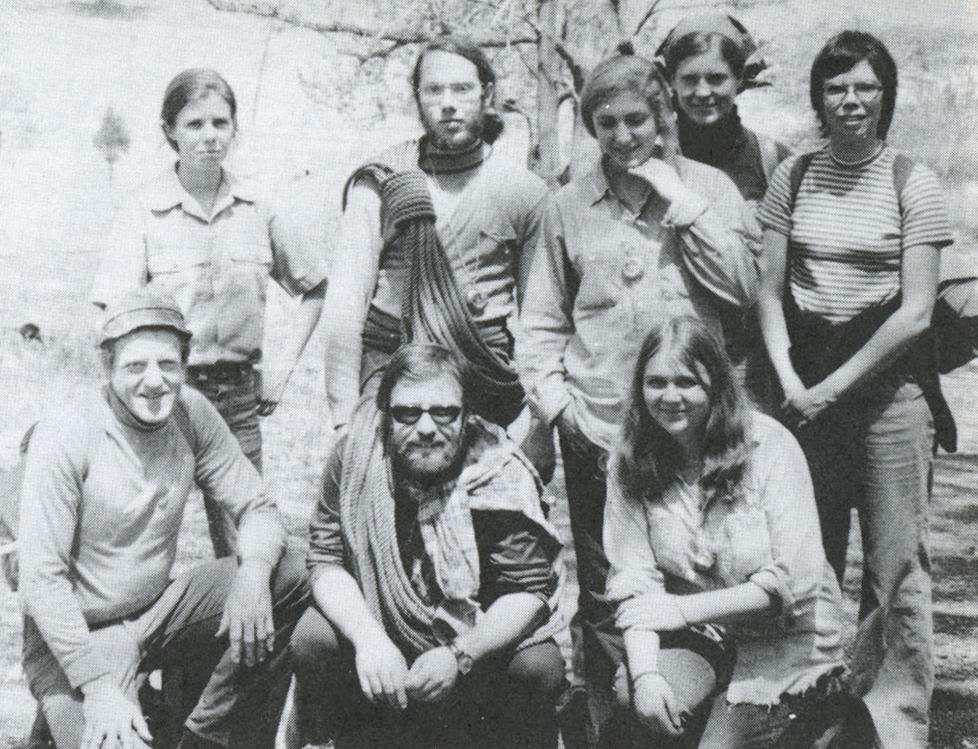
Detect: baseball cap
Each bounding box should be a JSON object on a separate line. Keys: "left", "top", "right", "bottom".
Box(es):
{"left": 99, "top": 287, "right": 192, "bottom": 347}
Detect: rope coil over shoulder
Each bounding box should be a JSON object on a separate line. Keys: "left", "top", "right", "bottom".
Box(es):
{"left": 351, "top": 164, "right": 525, "bottom": 426}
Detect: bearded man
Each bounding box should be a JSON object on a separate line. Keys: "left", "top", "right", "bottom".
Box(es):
{"left": 291, "top": 343, "right": 565, "bottom": 748}
{"left": 321, "top": 35, "right": 553, "bottom": 473}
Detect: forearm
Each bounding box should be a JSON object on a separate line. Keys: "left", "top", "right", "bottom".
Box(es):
{"left": 236, "top": 510, "right": 287, "bottom": 569}
{"left": 323, "top": 195, "right": 380, "bottom": 428}
{"left": 757, "top": 287, "right": 805, "bottom": 394}
{"left": 623, "top": 627, "right": 661, "bottom": 678}
{"left": 271, "top": 281, "right": 324, "bottom": 390}
{"left": 311, "top": 565, "right": 389, "bottom": 649}
{"left": 815, "top": 311, "right": 930, "bottom": 401}
{"left": 453, "top": 592, "right": 545, "bottom": 663}
{"left": 677, "top": 582, "right": 774, "bottom": 626}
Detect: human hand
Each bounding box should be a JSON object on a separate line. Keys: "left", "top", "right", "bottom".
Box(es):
{"left": 257, "top": 371, "right": 289, "bottom": 417}
{"left": 617, "top": 593, "right": 688, "bottom": 632}
{"left": 81, "top": 677, "right": 152, "bottom": 749}
{"left": 354, "top": 632, "right": 409, "bottom": 709}
{"left": 781, "top": 384, "right": 835, "bottom": 429}
{"left": 216, "top": 559, "right": 275, "bottom": 667}
{"left": 632, "top": 672, "right": 685, "bottom": 736}
{"left": 405, "top": 645, "right": 459, "bottom": 703}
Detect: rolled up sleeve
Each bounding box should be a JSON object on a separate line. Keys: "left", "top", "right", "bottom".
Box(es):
{"left": 307, "top": 437, "right": 348, "bottom": 583}
{"left": 673, "top": 161, "right": 760, "bottom": 309}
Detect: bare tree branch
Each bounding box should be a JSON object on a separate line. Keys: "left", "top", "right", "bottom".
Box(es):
{"left": 204, "top": 0, "right": 537, "bottom": 48}
{"left": 631, "top": 0, "right": 662, "bottom": 38}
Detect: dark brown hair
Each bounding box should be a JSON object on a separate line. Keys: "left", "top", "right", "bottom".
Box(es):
{"left": 810, "top": 30, "right": 897, "bottom": 139}
{"left": 160, "top": 68, "right": 237, "bottom": 151}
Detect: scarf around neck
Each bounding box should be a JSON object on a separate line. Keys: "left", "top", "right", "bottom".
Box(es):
{"left": 418, "top": 135, "right": 486, "bottom": 175}
{"left": 337, "top": 397, "right": 564, "bottom": 658}
{"left": 678, "top": 107, "right": 746, "bottom": 169}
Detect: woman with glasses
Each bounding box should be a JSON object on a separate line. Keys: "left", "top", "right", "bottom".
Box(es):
{"left": 756, "top": 31, "right": 953, "bottom": 749}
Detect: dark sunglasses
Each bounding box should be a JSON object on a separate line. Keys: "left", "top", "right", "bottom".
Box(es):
{"left": 390, "top": 405, "right": 462, "bottom": 426}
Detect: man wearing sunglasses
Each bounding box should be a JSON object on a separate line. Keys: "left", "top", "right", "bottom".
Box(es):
{"left": 290, "top": 343, "right": 566, "bottom": 748}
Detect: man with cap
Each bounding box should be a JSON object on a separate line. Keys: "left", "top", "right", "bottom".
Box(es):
{"left": 17, "top": 288, "right": 308, "bottom": 749}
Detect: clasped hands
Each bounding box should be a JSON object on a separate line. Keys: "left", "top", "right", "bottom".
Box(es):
{"left": 355, "top": 634, "right": 460, "bottom": 710}
{"left": 780, "top": 381, "right": 836, "bottom": 429}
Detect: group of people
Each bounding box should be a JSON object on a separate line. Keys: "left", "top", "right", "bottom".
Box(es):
{"left": 12, "top": 9, "right": 956, "bottom": 749}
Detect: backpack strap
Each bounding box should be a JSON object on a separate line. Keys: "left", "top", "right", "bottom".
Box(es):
{"left": 755, "top": 132, "right": 782, "bottom": 185}
{"left": 787, "top": 151, "right": 819, "bottom": 212}
{"left": 891, "top": 151, "right": 914, "bottom": 214}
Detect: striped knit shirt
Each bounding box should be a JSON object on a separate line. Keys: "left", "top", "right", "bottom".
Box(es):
{"left": 758, "top": 146, "right": 953, "bottom": 323}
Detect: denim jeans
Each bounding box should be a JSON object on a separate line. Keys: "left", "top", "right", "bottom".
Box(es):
{"left": 290, "top": 605, "right": 564, "bottom": 748}
{"left": 22, "top": 549, "right": 309, "bottom": 749}
{"left": 189, "top": 369, "right": 263, "bottom": 559}
{"left": 793, "top": 376, "right": 934, "bottom": 749}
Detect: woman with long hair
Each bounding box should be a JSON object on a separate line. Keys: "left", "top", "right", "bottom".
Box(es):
{"left": 517, "top": 51, "right": 757, "bottom": 745}
{"left": 90, "top": 68, "right": 327, "bottom": 557}
{"left": 603, "top": 316, "right": 846, "bottom": 747}
{"left": 756, "top": 32, "right": 953, "bottom": 748}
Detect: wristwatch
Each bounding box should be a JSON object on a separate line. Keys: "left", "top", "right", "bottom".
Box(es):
{"left": 447, "top": 641, "right": 474, "bottom": 676}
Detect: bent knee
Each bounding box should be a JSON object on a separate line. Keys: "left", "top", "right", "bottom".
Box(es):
{"left": 507, "top": 642, "right": 565, "bottom": 696}
{"left": 290, "top": 607, "right": 342, "bottom": 676}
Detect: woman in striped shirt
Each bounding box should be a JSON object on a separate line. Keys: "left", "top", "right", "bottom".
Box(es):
{"left": 756, "top": 31, "right": 953, "bottom": 749}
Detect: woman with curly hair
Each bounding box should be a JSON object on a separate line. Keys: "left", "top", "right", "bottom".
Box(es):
{"left": 603, "top": 316, "right": 847, "bottom": 747}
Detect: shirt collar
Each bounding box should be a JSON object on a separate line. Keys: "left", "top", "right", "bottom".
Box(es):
{"left": 584, "top": 159, "right": 614, "bottom": 206}
{"left": 146, "top": 164, "right": 258, "bottom": 214}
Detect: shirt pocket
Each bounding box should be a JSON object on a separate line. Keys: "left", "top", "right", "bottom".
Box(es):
{"left": 717, "top": 504, "right": 774, "bottom": 584}
{"left": 147, "top": 246, "right": 210, "bottom": 301}
{"left": 228, "top": 241, "right": 273, "bottom": 301}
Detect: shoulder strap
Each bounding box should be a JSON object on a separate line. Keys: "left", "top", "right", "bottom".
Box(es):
{"left": 755, "top": 132, "right": 781, "bottom": 185}
{"left": 891, "top": 151, "right": 914, "bottom": 216}
{"left": 787, "top": 151, "right": 818, "bottom": 212}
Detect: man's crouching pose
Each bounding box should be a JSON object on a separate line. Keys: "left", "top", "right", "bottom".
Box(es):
{"left": 291, "top": 342, "right": 566, "bottom": 748}
{"left": 18, "top": 289, "right": 308, "bottom": 749}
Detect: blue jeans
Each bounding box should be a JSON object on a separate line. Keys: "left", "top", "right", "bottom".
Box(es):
{"left": 22, "top": 549, "right": 309, "bottom": 749}
{"left": 794, "top": 375, "right": 934, "bottom": 749}
{"left": 189, "top": 368, "right": 263, "bottom": 558}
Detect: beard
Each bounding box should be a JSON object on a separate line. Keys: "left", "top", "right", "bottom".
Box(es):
{"left": 392, "top": 436, "right": 466, "bottom": 485}
{"left": 421, "top": 110, "right": 484, "bottom": 152}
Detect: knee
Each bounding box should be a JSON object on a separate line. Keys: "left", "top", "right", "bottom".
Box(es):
{"left": 290, "top": 607, "right": 342, "bottom": 679}
{"left": 507, "top": 642, "right": 565, "bottom": 698}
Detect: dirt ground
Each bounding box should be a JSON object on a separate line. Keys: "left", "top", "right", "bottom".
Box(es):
{"left": 0, "top": 0, "right": 977, "bottom": 746}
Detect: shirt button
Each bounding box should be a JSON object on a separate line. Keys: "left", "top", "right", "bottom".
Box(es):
{"left": 622, "top": 258, "right": 644, "bottom": 282}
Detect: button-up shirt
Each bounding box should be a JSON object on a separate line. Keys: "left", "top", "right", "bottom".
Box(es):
{"left": 604, "top": 412, "right": 845, "bottom": 705}
{"left": 517, "top": 156, "right": 759, "bottom": 449}
{"left": 90, "top": 167, "right": 327, "bottom": 366}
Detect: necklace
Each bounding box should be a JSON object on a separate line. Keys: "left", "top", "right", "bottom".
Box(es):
{"left": 830, "top": 140, "right": 884, "bottom": 167}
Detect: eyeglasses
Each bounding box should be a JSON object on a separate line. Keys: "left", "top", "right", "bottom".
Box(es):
{"left": 417, "top": 82, "right": 482, "bottom": 102}
{"left": 823, "top": 83, "right": 883, "bottom": 106}
{"left": 390, "top": 405, "right": 463, "bottom": 425}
